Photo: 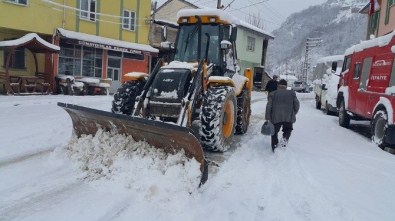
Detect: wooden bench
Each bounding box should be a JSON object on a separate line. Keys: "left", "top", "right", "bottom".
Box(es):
{"left": 0, "top": 72, "right": 21, "bottom": 94}
{"left": 36, "top": 72, "right": 52, "bottom": 94}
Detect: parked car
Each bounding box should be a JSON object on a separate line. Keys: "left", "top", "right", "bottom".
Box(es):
{"left": 336, "top": 30, "right": 395, "bottom": 150}
{"left": 292, "top": 81, "right": 309, "bottom": 93}
{"left": 313, "top": 55, "right": 344, "bottom": 115}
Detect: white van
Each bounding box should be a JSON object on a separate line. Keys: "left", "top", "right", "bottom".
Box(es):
{"left": 313, "top": 55, "right": 344, "bottom": 115}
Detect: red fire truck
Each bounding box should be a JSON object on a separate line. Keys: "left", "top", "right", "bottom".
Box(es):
{"left": 336, "top": 30, "right": 395, "bottom": 149}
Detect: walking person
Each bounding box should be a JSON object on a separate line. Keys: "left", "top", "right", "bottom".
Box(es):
{"left": 265, "top": 75, "right": 278, "bottom": 93}
{"left": 265, "top": 79, "right": 300, "bottom": 152}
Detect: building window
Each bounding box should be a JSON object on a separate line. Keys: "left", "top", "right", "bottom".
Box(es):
{"left": 3, "top": 48, "right": 25, "bottom": 69}
{"left": 359, "top": 57, "right": 372, "bottom": 90}
{"left": 247, "top": 36, "right": 255, "bottom": 52}
{"left": 369, "top": 11, "right": 380, "bottom": 36}
{"left": 353, "top": 62, "right": 361, "bottom": 79}
{"left": 385, "top": 0, "right": 395, "bottom": 24}
{"left": 59, "top": 42, "right": 102, "bottom": 77}
{"left": 80, "top": 0, "right": 96, "bottom": 21}
{"left": 389, "top": 58, "right": 395, "bottom": 86}
{"left": 6, "top": 0, "right": 27, "bottom": 5}
{"left": 82, "top": 46, "right": 102, "bottom": 77}
{"left": 123, "top": 10, "right": 136, "bottom": 31}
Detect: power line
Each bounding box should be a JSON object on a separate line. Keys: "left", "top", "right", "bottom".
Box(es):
{"left": 223, "top": 0, "right": 236, "bottom": 10}
{"left": 226, "top": 4, "right": 282, "bottom": 27}
{"left": 228, "top": 0, "right": 269, "bottom": 12}
{"left": 42, "top": 0, "right": 149, "bottom": 20}
{"left": 263, "top": 1, "right": 286, "bottom": 20}
{"left": 31, "top": 1, "right": 150, "bottom": 27}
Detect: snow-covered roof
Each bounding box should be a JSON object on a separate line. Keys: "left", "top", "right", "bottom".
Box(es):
{"left": 238, "top": 20, "right": 274, "bottom": 39}
{"left": 317, "top": 55, "right": 345, "bottom": 64}
{"left": 0, "top": 33, "right": 60, "bottom": 52}
{"left": 153, "top": 19, "right": 179, "bottom": 28}
{"left": 177, "top": 8, "right": 274, "bottom": 39}
{"left": 177, "top": 8, "right": 240, "bottom": 25}
{"left": 57, "top": 28, "right": 159, "bottom": 54}
{"left": 345, "top": 29, "right": 395, "bottom": 56}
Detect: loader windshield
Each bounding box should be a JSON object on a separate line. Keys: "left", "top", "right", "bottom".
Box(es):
{"left": 174, "top": 24, "right": 220, "bottom": 64}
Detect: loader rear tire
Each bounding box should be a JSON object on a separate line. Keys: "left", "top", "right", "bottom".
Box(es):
{"left": 200, "top": 86, "right": 236, "bottom": 152}
{"left": 235, "top": 88, "right": 251, "bottom": 134}
{"left": 111, "top": 80, "right": 146, "bottom": 115}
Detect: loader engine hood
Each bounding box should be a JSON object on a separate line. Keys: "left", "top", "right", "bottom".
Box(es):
{"left": 150, "top": 68, "right": 192, "bottom": 103}
{"left": 147, "top": 68, "right": 193, "bottom": 119}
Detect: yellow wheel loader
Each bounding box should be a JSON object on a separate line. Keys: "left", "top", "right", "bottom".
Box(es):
{"left": 58, "top": 9, "right": 253, "bottom": 185}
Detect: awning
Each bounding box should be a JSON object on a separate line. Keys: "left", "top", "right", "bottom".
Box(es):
{"left": 359, "top": 3, "right": 370, "bottom": 14}
{"left": 57, "top": 28, "right": 159, "bottom": 56}
{"left": 0, "top": 33, "right": 60, "bottom": 53}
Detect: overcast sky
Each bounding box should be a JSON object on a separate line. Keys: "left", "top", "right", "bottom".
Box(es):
{"left": 154, "top": 0, "right": 328, "bottom": 32}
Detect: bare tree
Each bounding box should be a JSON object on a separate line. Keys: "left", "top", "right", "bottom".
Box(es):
{"left": 247, "top": 12, "right": 265, "bottom": 29}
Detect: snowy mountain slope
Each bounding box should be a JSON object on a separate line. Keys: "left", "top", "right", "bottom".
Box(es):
{"left": 266, "top": 0, "right": 367, "bottom": 78}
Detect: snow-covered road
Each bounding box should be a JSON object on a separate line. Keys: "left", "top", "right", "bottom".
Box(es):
{"left": 0, "top": 92, "right": 394, "bottom": 221}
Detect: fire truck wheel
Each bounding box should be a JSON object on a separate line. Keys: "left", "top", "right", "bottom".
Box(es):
{"left": 315, "top": 96, "right": 321, "bottom": 109}
{"left": 324, "top": 102, "right": 331, "bottom": 115}
{"left": 338, "top": 99, "right": 350, "bottom": 128}
{"left": 372, "top": 110, "right": 388, "bottom": 149}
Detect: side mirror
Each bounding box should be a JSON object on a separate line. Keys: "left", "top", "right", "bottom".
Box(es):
{"left": 229, "top": 25, "right": 237, "bottom": 42}
{"left": 221, "top": 40, "right": 232, "bottom": 49}
{"left": 392, "top": 45, "right": 395, "bottom": 54}
{"left": 160, "top": 41, "right": 173, "bottom": 49}
{"left": 161, "top": 25, "right": 167, "bottom": 41}
{"left": 331, "top": 61, "right": 337, "bottom": 73}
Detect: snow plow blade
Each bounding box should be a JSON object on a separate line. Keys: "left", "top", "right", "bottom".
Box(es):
{"left": 58, "top": 102, "right": 207, "bottom": 184}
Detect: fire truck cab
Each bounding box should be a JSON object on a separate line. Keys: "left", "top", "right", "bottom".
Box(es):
{"left": 336, "top": 30, "right": 395, "bottom": 149}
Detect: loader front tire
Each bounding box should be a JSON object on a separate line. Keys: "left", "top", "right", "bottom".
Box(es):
{"left": 200, "top": 86, "right": 236, "bottom": 152}
{"left": 111, "top": 80, "right": 146, "bottom": 115}
{"left": 235, "top": 88, "right": 251, "bottom": 134}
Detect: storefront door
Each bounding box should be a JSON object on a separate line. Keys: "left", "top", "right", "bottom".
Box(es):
{"left": 107, "top": 57, "right": 121, "bottom": 94}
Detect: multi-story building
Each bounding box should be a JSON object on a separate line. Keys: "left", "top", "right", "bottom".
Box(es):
{"left": 151, "top": 0, "right": 274, "bottom": 89}
{"left": 0, "top": 0, "right": 157, "bottom": 94}
{"left": 360, "top": 0, "right": 395, "bottom": 38}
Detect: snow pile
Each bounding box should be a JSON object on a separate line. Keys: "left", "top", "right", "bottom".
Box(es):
{"left": 63, "top": 129, "right": 202, "bottom": 192}
{"left": 159, "top": 90, "right": 178, "bottom": 99}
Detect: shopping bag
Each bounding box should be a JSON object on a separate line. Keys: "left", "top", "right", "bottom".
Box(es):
{"left": 261, "top": 121, "right": 275, "bottom": 136}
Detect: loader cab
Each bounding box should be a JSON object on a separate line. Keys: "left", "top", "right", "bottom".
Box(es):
{"left": 175, "top": 15, "right": 237, "bottom": 77}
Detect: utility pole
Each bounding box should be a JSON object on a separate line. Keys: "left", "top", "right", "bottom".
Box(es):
{"left": 303, "top": 37, "right": 322, "bottom": 82}
{"left": 217, "top": 0, "right": 223, "bottom": 9}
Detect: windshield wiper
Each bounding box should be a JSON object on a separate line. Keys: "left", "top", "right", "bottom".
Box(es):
{"left": 184, "top": 25, "right": 199, "bottom": 55}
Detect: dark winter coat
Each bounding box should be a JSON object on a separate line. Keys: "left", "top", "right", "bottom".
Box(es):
{"left": 265, "top": 80, "right": 278, "bottom": 93}
{"left": 265, "top": 86, "right": 300, "bottom": 124}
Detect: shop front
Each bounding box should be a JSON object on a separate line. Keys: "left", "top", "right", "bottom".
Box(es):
{"left": 55, "top": 28, "right": 158, "bottom": 94}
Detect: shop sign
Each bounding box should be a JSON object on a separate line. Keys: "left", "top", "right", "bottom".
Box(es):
{"left": 75, "top": 40, "right": 143, "bottom": 55}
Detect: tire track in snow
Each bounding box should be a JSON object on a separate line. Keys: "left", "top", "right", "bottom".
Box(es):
{"left": 204, "top": 96, "right": 266, "bottom": 176}
{"left": 255, "top": 99, "right": 355, "bottom": 221}
{"left": 0, "top": 147, "right": 55, "bottom": 168}
{"left": 0, "top": 181, "right": 84, "bottom": 221}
